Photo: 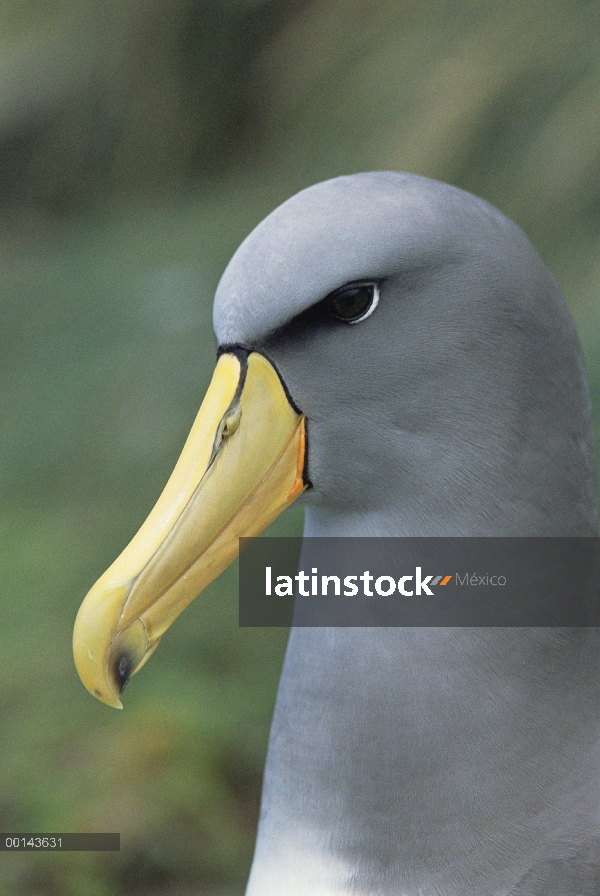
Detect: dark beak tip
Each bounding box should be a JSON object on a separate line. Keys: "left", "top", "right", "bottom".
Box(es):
{"left": 114, "top": 652, "right": 134, "bottom": 693}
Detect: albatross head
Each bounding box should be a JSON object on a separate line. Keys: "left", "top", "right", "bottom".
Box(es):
{"left": 73, "top": 172, "right": 597, "bottom": 707}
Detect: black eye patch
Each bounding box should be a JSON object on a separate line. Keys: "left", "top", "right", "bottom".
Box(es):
{"left": 261, "top": 280, "right": 382, "bottom": 351}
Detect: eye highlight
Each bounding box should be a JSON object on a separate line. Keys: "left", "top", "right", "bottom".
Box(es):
{"left": 326, "top": 281, "right": 379, "bottom": 324}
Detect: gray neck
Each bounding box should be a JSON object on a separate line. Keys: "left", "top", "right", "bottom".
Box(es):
{"left": 245, "top": 258, "right": 599, "bottom": 896}
{"left": 247, "top": 511, "right": 600, "bottom": 895}
{"left": 247, "top": 626, "right": 600, "bottom": 896}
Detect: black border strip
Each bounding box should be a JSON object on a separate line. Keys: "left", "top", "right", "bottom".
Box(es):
{"left": 217, "top": 343, "right": 312, "bottom": 489}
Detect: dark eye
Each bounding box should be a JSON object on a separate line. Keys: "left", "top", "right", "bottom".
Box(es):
{"left": 326, "top": 282, "right": 379, "bottom": 324}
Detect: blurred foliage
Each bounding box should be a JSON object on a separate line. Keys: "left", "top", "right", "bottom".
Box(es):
{"left": 1, "top": 0, "right": 600, "bottom": 894}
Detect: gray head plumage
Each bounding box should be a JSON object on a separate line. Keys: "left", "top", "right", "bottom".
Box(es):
{"left": 214, "top": 172, "right": 596, "bottom": 536}
{"left": 212, "top": 174, "right": 600, "bottom": 896}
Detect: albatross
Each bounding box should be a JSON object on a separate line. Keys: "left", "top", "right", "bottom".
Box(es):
{"left": 73, "top": 172, "right": 600, "bottom": 895}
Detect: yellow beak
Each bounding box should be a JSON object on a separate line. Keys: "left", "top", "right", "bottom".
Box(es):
{"left": 73, "top": 350, "right": 308, "bottom": 708}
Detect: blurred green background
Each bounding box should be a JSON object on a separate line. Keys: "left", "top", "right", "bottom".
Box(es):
{"left": 1, "top": 1, "right": 600, "bottom": 893}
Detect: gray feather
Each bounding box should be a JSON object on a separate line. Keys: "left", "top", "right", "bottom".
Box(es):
{"left": 213, "top": 172, "right": 599, "bottom": 895}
